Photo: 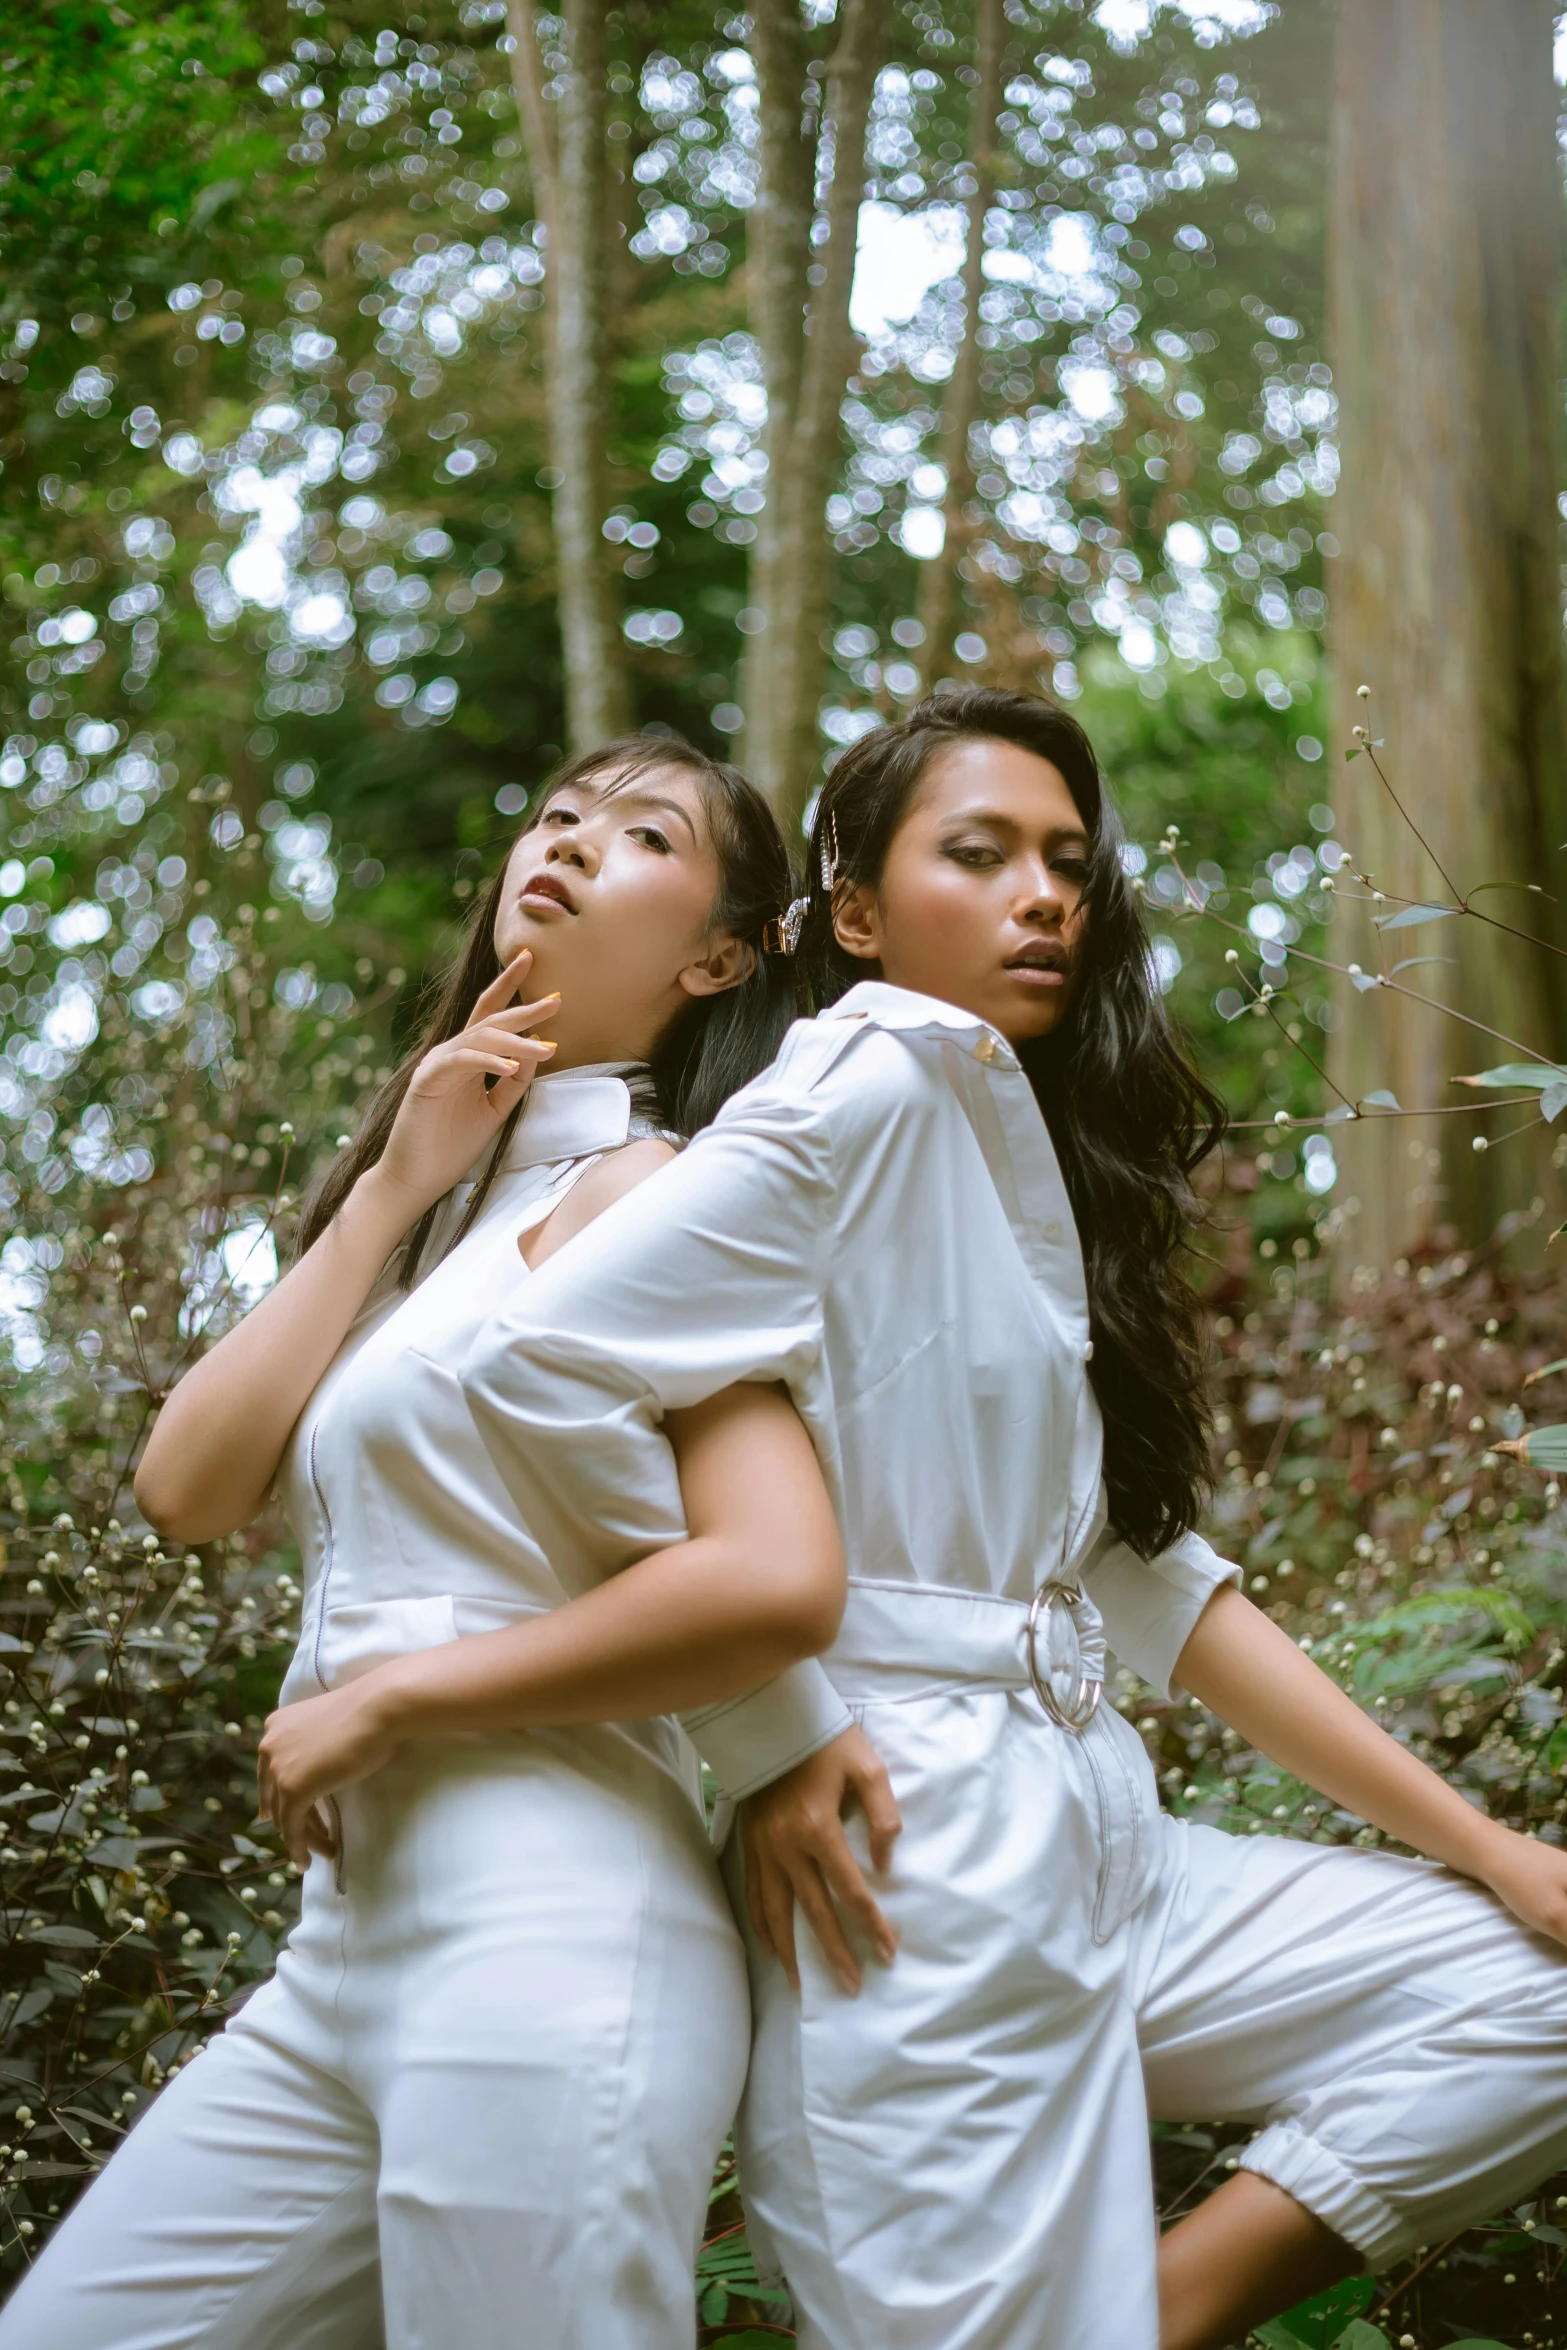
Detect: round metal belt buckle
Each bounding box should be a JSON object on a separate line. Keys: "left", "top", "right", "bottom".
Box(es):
{"left": 1026, "top": 1580, "right": 1104, "bottom": 1733}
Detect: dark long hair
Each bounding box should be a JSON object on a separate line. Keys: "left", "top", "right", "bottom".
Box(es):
{"left": 796, "top": 687, "right": 1227, "bottom": 1559}
{"left": 298, "top": 736, "right": 798, "bottom": 1283}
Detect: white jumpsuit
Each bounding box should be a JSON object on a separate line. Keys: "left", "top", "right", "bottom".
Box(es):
{"left": 462, "top": 982, "right": 1567, "bottom": 2350}
{"left": 0, "top": 1066, "right": 749, "bottom": 2350}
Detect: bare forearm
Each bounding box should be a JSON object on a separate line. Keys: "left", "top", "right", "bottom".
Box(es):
{"left": 375, "top": 1541, "right": 833, "bottom": 1736}
{"left": 1176, "top": 1586, "right": 1505, "bottom": 1880}
{"left": 136, "top": 1171, "right": 420, "bottom": 1541}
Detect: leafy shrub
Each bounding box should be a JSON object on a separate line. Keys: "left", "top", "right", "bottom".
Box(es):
{"left": 1129, "top": 1240, "right": 1567, "bottom": 2348}
{"left": 0, "top": 874, "right": 376, "bottom": 2266}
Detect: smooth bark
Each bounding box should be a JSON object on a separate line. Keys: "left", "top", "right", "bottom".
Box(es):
{"left": 506, "top": 0, "right": 630, "bottom": 749}
{"left": 746, "top": 0, "right": 889, "bottom": 822}
{"left": 742, "top": 0, "right": 815, "bottom": 762}
{"left": 1328, "top": 0, "right": 1567, "bottom": 1268}
{"left": 915, "top": 0, "right": 1006, "bottom": 685}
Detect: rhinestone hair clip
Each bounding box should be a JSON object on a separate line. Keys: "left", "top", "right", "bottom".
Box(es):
{"left": 763, "top": 812, "right": 841, "bottom": 957}
{"left": 763, "top": 899, "right": 810, "bottom": 957}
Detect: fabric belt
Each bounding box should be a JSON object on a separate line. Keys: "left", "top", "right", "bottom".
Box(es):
{"left": 828, "top": 1577, "right": 1104, "bottom": 1732}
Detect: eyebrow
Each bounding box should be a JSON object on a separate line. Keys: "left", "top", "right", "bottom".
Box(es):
{"left": 938, "top": 803, "right": 1091, "bottom": 847}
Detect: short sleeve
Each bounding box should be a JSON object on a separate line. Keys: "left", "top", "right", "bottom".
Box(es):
{"left": 459, "top": 1075, "right": 854, "bottom": 1796}
{"left": 1082, "top": 1526, "right": 1242, "bottom": 1700}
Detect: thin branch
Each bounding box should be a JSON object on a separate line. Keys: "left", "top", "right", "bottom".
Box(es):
{"left": 1333, "top": 826, "right": 1567, "bottom": 969}
{"left": 1218, "top": 950, "right": 1358, "bottom": 1110}
{"left": 1353, "top": 732, "right": 1463, "bottom": 901}
{"left": 1349, "top": 970, "right": 1555, "bottom": 1067}
{"left": 1476, "top": 1109, "right": 1548, "bottom": 1148}
{"left": 1374, "top": 2233, "right": 1464, "bottom": 2320}
{"left": 1227, "top": 1097, "right": 1542, "bottom": 1129}
{"left": 1184, "top": 886, "right": 1557, "bottom": 1069}
{"left": 1361, "top": 740, "right": 1567, "bottom": 965}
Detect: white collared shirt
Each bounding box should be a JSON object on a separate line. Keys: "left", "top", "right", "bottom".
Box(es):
{"left": 461, "top": 985, "right": 1238, "bottom": 1799}
{"left": 274, "top": 1062, "right": 697, "bottom": 1793}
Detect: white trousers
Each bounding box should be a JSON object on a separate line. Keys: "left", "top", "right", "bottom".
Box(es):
{"left": 0, "top": 1736, "right": 749, "bottom": 2350}
{"left": 732, "top": 1690, "right": 1567, "bottom": 2350}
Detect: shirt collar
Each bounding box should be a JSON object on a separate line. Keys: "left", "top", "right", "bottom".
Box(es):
{"left": 501, "top": 1062, "right": 645, "bottom": 1170}
{"left": 825, "top": 980, "right": 1087, "bottom": 1335}
{"left": 825, "top": 980, "right": 1020, "bottom": 1072}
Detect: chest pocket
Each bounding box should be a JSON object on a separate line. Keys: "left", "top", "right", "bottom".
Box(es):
{"left": 1080, "top": 1704, "right": 1162, "bottom": 1944}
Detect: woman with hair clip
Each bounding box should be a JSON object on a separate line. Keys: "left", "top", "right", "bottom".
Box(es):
{"left": 462, "top": 687, "right": 1567, "bottom": 2350}
{"left": 0, "top": 737, "right": 848, "bottom": 2350}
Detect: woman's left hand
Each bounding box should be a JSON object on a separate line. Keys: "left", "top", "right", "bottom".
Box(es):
{"left": 257, "top": 1676, "right": 405, "bottom": 1869}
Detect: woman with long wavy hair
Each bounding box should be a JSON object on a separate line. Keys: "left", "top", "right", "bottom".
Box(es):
{"left": 458, "top": 689, "right": 1567, "bottom": 2350}
{"left": 0, "top": 737, "right": 846, "bottom": 2350}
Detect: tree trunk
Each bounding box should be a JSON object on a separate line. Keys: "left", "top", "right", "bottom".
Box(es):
{"left": 915, "top": 0, "right": 1005, "bottom": 687}
{"left": 1327, "top": 0, "right": 1567, "bottom": 1271}
{"left": 742, "top": 0, "right": 814, "bottom": 773}
{"left": 506, "top": 0, "right": 630, "bottom": 749}
{"left": 745, "top": 0, "right": 889, "bottom": 823}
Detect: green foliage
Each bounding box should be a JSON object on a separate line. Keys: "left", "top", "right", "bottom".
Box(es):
{"left": 1252, "top": 2273, "right": 1375, "bottom": 2348}
{"left": 0, "top": 4, "right": 288, "bottom": 296}
{"left": 1144, "top": 1246, "right": 1567, "bottom": 2347}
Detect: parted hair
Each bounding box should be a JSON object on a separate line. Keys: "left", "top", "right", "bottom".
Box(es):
{"left": 296, "top": 735, "right": 799, "bottom": 1285}
{"left": 793, "top": 686, "right": 1227, "bottom": 1561}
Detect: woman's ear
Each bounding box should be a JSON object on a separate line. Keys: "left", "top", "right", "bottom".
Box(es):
{"left": 678, "top": 931, "right": 756, "bottom": 999}
{"left": 832, "top": 880, "right": 882, "bottom": 965}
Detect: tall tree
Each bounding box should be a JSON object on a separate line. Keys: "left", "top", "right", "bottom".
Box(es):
{"left": 744, "top": 0, "right": 889, "bottom": 822}
{"left": 914, "top": 0, "right": 1006, "bottom": 687}
{"left": 1328, "top": 0, "right": 1567, "bottom": 1268}
{"left": 507, "top": 0, "right": 631, "bottom": 748}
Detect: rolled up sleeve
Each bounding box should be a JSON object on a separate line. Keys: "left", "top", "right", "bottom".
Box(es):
{"left": 459, "top": 1082, "right": 854, "bottom": 1797}
{"left": 1083, "top": 1526, "right": 1242, "bottom": 1699}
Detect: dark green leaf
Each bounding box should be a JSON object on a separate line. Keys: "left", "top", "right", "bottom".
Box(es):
{"left": 1255, "top": 2273, "right": 1376, "bottom": 2348}
{"left": 88, "top": 1837, "right": 143, "bottom": 1872}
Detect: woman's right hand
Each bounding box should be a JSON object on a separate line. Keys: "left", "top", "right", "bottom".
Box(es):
{"left": 368, "top": 948, "right": 561, "bottom": 1220}
{"left": 135, "top": 950, "right": 561, "bottom": 1547}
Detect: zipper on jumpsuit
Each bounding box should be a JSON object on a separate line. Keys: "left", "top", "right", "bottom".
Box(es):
{"left": 306, "top": 1426, "right": 348, "bottom": 1892}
